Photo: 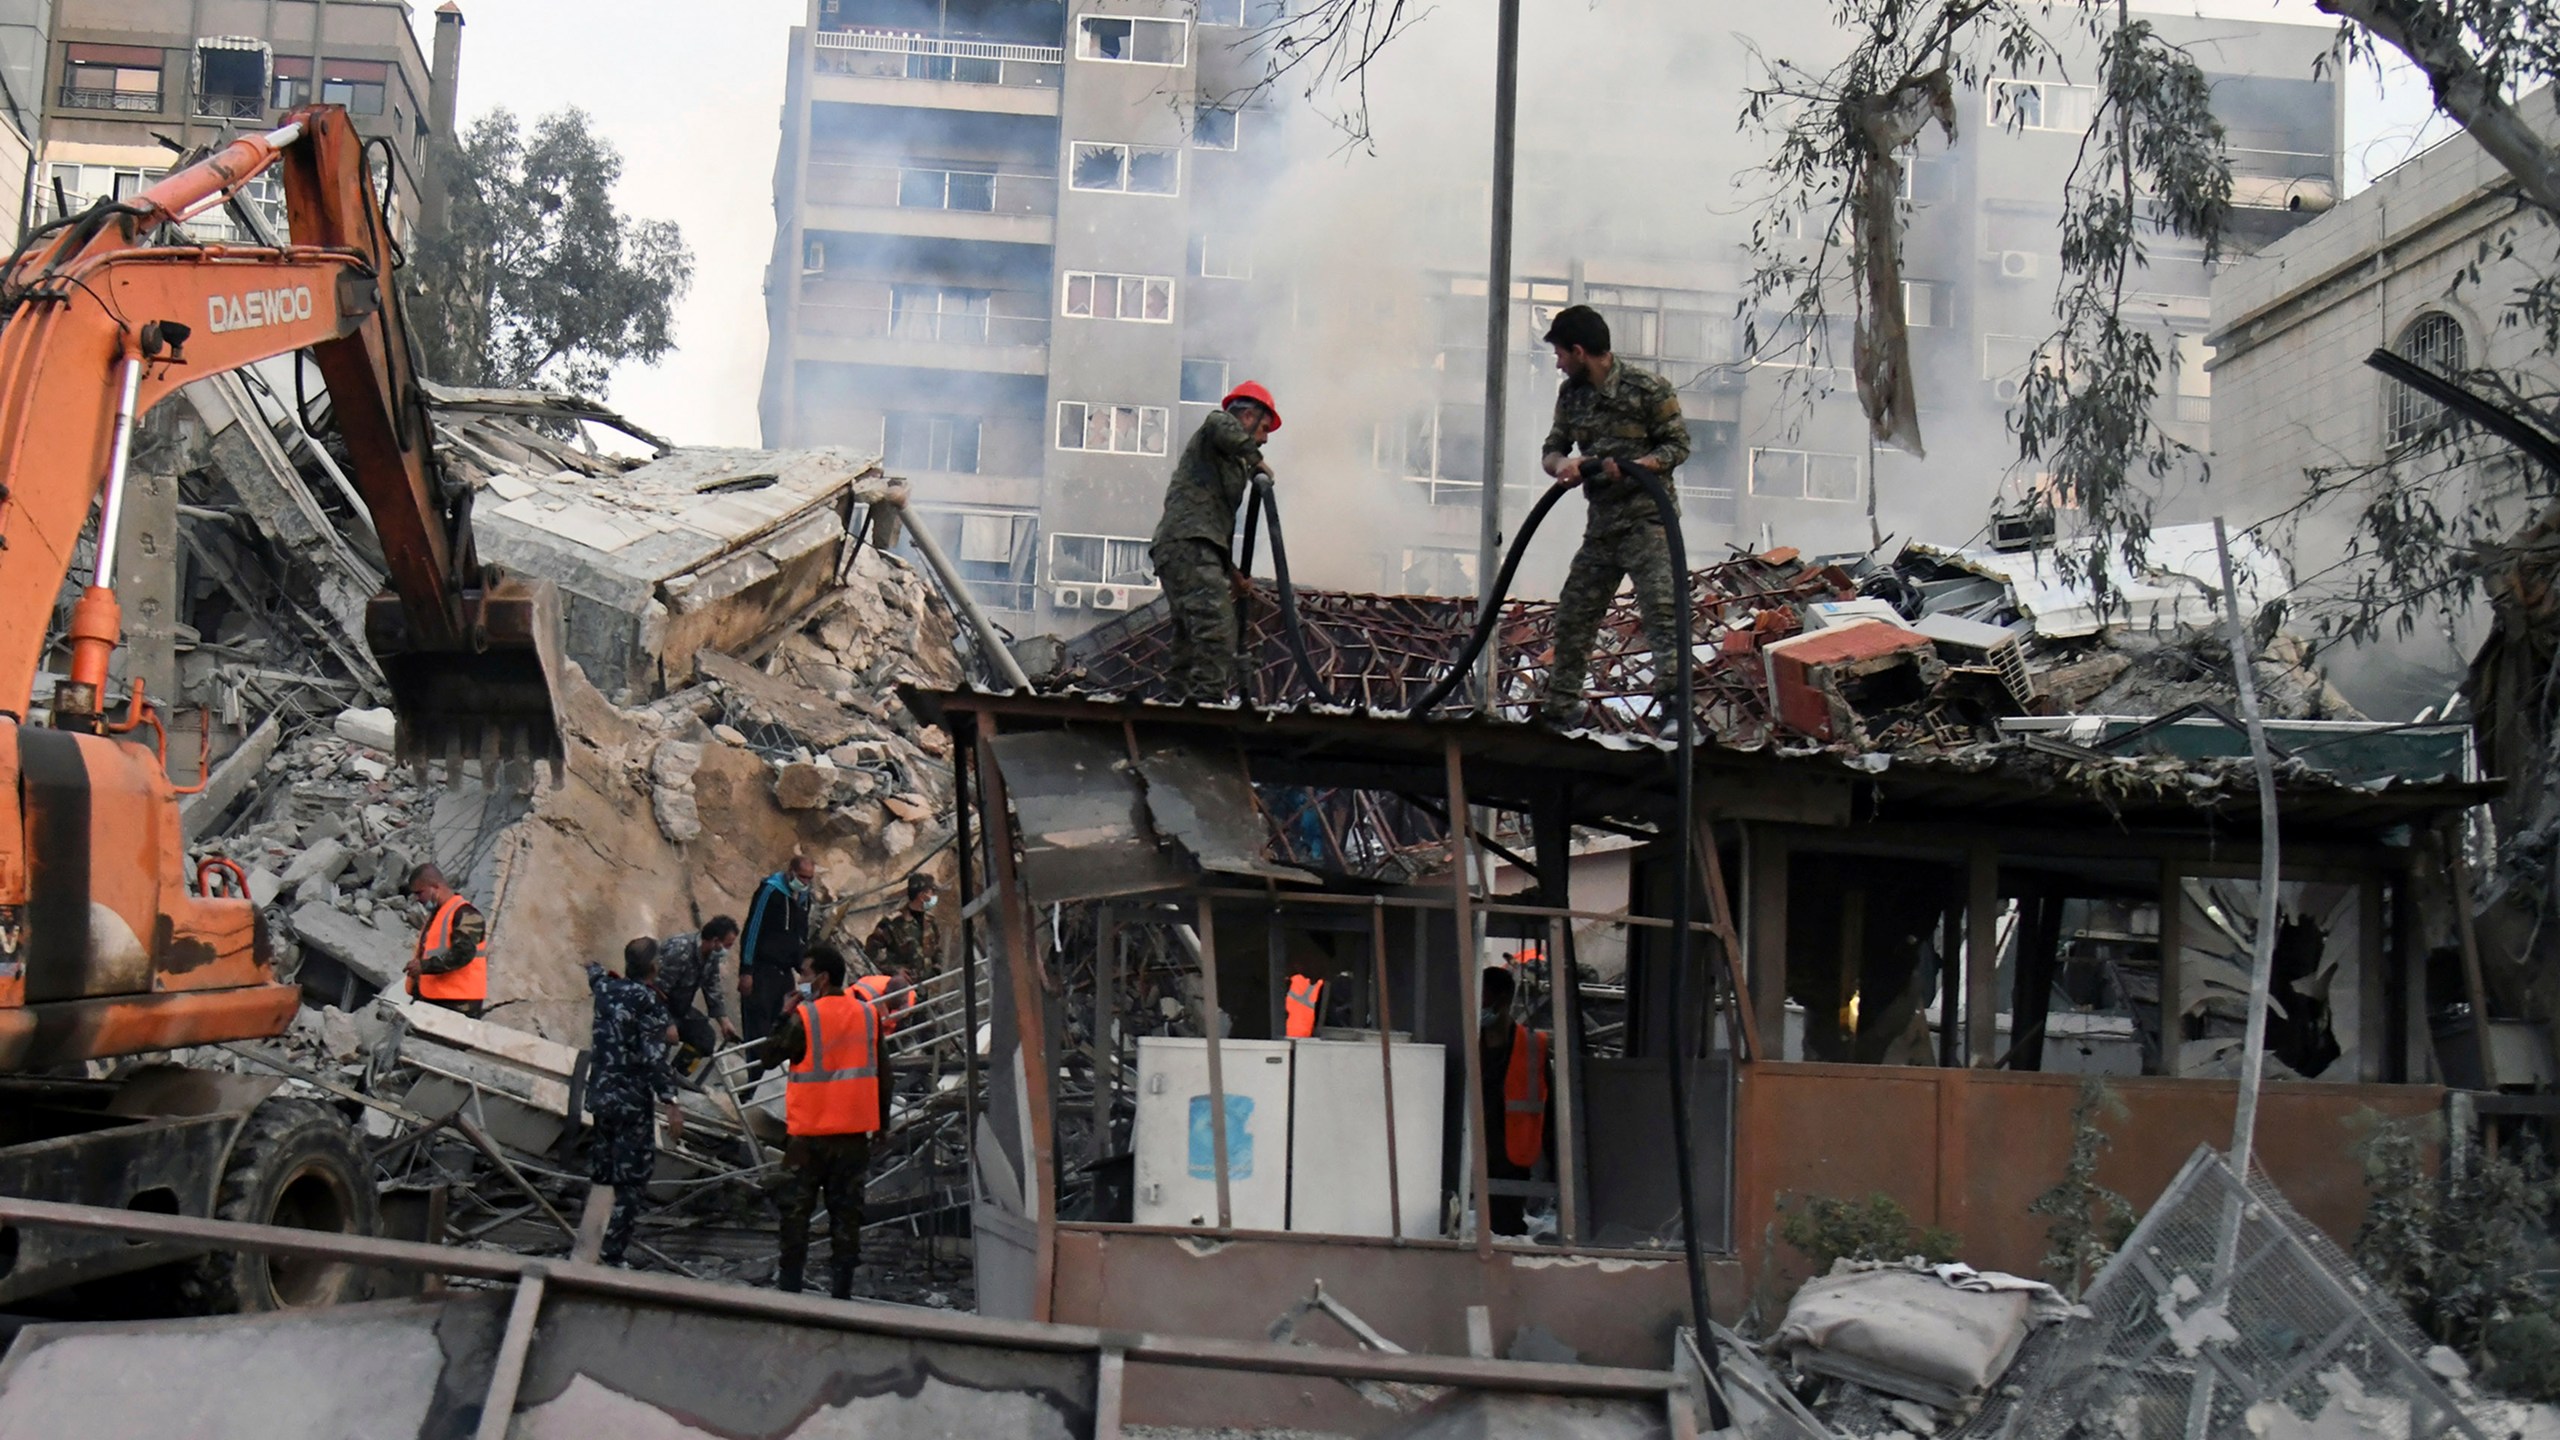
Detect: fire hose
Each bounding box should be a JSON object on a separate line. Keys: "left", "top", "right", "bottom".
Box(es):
{"left": 1243, "top": 458, "right": 1724, "bottom": 1409}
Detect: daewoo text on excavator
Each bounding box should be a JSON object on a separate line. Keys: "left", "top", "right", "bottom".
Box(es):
{"left": 0, "top": 106, "right": 560, "bottom": 1311}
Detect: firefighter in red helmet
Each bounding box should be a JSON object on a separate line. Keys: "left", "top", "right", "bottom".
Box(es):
{"left": 1147, "top": 381, "right": 1282, "bottom": 704}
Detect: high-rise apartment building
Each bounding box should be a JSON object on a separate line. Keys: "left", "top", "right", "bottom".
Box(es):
{"left": 762, "top": 2, "right": 2341, "bottom": 633}
{"left": 36, "top": 0, "right": 458, "bottom": 240}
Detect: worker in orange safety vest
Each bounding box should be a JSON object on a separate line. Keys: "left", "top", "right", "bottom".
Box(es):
{"left": 758, "top": 944, "right": 884, "bottom": 1298}
{"left": 1475, "top": 964, "right": 1551, "bottom": 1236}
{"left": 1283, "top": 971, "right": 1325, "bottom": 1038}
{"left": 404, "top": 862, "right": 488, "bottom": 1018}
{"left": 851, "top": 970, "right": 912, "bottom": 1034}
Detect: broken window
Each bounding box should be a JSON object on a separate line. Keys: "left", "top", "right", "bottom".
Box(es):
{"left": 1056, "top": 401, "right": 1171, "bottom": 455}
{"left": 1179, "top": 357, "right": 1229, "bottom": 405}
{"left": 194, "top": 40, "right": 268, "bottom": 120}
{"left": 885, "top": 412, "right": 982, "bottom": 473}
{"left": 1069, "top": 142, "right": 1179, "bottom": 195}
{"left": 1061, "top": 270, "right": 1174, "bottom": 322}
{"left": 62, "top": 44, "right": 163, "bottom": 111}
{"left": 1192, "top": 104, "right": 1239, "bottom": 150}
{"left": 889, "top": 286, "right": 990, "bottom": 343}
{"left": 2176, "top": 877, "right": 2366, "bottom": 1081}
{"left": 1988, "top": 79, "right": 2097, "bottom": 134}
{"left": 1191, "top": 232, "right": 1250, "bottom": 278}
{"left": 1076, "top": 15, "right": 1187, "bottom": 64}
{"left": 1399, "top": 546, "right": 1478, "bottom": 595}
{"left": 2387, "top": 311, "right": 2464, "bottom": 449}
{"left": 1746, "top": 312, "right": 1850, "bottom": 370}
{"left": 319, "top": 58, "right": 388, "bottom": 115}
{"left": 913, "top": 507, "right": 1038, "bottom": 609}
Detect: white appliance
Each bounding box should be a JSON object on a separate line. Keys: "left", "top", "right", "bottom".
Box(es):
{"left": 1287, "top": 1038, "right": 1446, "bottom": 1238}
{"left": 1132, "top": 1037, "right": 1293, "bottom": 1230}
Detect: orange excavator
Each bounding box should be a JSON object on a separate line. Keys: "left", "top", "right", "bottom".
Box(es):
{"left": 0, "top": 106, "right": 559, "bottom": 1310}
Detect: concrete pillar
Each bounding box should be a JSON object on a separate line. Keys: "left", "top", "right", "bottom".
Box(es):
{"left": 423, "top": 3, "right": 465, "bottom": 232}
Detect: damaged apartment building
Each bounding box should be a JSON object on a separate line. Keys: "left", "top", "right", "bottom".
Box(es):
{"left": 758, "top": 0, "right": 2344, "bottom": 634}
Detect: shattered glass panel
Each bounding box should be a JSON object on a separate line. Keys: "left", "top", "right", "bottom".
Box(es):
{"left": 1069, "top": 142, "right": 1125, "bottom": 191}
{"left": 1127, "top": 145, "right": 1179, "bottom": 195}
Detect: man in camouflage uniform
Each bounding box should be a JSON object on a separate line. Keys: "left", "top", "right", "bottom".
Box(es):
{"left": 585, "top": 937, "right": 683, "bottom": 1267}
{"left": 656, "top": 915, "right": 741, "bottom": 1068}
{"left": 865, "top": 873, "right": 942, "bottom": 985}
{"left": 1534, "top": 304, "right": 1691, "bottom": 728}
{"left": 1149, "top": 381, "right": 1282, "bottom": 703}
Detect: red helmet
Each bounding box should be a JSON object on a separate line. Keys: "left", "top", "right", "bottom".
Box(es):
{"left": 1221, "top": 380, "right": 1281, "bottom": 432}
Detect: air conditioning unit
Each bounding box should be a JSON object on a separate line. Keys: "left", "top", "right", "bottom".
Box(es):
{"left": 1992, "top": 376, "right": 2024, "bottom": 403}
{"left": 1089, "top": 585, "right": 1131, "bottom": 611}
{"left": 1051, "top": 584, "right": 1087, "bottom": 610}
{"left": 1997, "top": 250, "right": 2038, "bottom": 280}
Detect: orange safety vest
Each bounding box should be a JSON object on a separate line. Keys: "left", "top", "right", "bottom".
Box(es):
{"left": 851, "top": 973, "right": 908, "bottom": 1034}
{"left": 1284, "top": 975, "right": 1323, "bottom": 1038}
{"left": 412, "top": 895, "right": 488, "bottom": 1003}
{"left": 1501, "top": 1023, "right": 1548, "bottom": 1168}
{"left": 787, "top": 992, "right": 882, "bottom": 1137}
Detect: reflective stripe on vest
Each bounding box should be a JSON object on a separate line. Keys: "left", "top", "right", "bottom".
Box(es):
{"left": 1284, "top": 975, "right": 1323, "bottom": 1038}
{"left": 414, "top": 895, "right": 488, "bottom": 1003}
{"left": 786, "top": 993, "right": 882, "bottom": 1136}
{"left": 851, "top": 974, "right": 908, "bottom": 1034}
{"left": 1502, "top": 1023, "right": 1547, "bottom": 1168}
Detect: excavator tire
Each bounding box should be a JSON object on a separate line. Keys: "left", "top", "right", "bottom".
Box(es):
{"left": 182, "top": 1097, "right": 377, "bottom": 1313}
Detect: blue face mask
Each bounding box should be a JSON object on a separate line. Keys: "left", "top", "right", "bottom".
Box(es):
{"left": 788, "top": 877, "right": 811, "bottom": 897}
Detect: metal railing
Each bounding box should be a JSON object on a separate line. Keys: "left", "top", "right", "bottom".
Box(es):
{"left": 796, "top": 301, "right": 1050, "bottom": 350}
{"left": 38, "top": 184, "right": 283, "bottom": 243}
{"left": 194, "top": 92, "right": 265, "bottom": 120}
{"left": 813, "top": 29, "right": 1063, "bottom": 88}
{"left": 61, "top": 85, "right": 159, "bottom": 112}
{"left": 805, "top": 160, "right": 1055, "bottom": 217}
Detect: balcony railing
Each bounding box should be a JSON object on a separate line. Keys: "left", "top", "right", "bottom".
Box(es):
{"left": 194, "top": 92, "right": 265, "bottom": 121}
{"left": 806, "top": 160, "right": 1055, "bottom": 217}
{"left": 798, "top": 303, "right": 1050, "bottom": 349}
{"left": 39, "top": 184, "right": 283, "bottom": 243}
{"left": 62, "top": 85, "right": 159, "bottom": 112}
{"left": 813, "top": 29, "right": 1063, "bottom": 89}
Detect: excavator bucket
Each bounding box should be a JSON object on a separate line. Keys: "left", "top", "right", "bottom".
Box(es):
{"left": 367, "top": 578, "right": 567, "bottom": 785}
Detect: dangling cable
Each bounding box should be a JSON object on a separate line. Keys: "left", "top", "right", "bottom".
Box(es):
{"left": 1404, "top": 481, "right": 1574, "bottom": 718}
{"left": 1249, "top": 478, "right": 1334, "bottom": 706}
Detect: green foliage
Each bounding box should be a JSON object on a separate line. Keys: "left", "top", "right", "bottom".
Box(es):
{"left": 1779, "top": 1191, "right": 1961, "bottom": 1274}
{"left": 407, "top": 108, "right": 693, "bottom": 395}
{"left": 2352, "top": 1110, "right": 2560, "bottom": 1399}
{"left": 2026, "top": 1077, "right": 2138, "bottom": 1300}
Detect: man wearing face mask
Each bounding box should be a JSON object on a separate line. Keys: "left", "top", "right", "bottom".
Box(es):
{"left": 864, "top": 872, "right": 944, "bottom": 991}
{"left": 656, "top": 915, "right": 742, "bottom": 1070}
{"left": 1476, "top": 965, "right": 1552, "bottom": 1237}
{"left": 740, "top": 855, "right": 818, "bottom": 1043}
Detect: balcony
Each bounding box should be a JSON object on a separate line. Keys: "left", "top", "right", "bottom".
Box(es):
{"left": 793, "top": 303, "right": 1050, "bottom": 375}
{"left": 810, "top": 31, "right": 1063, "bottom": 116}
{"left": 61, "top": 84, "right": 159, "bottom": 113}
{"left": 803, "top": 160, "right": 1056, "bottom": 247}
{"left": 194, "top": 92, "right": 265, "bottom": 121}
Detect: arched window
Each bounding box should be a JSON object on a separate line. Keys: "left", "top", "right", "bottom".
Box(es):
{"left": 2387, "top": 311, "right": 2466, "bottom": 448}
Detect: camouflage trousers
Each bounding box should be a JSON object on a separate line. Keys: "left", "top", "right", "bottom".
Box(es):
{"left": 1151, "top": 540, "right": 1241, "bottom": 704}
{"left": 586, "top": 1105, "right": 657, "bottom": 1266}
{"left": 1541, "top": 520, "right": 1682, "bottom": 723}
{"left": 776, "top": 1131, "right": 871, "bottom": 1294}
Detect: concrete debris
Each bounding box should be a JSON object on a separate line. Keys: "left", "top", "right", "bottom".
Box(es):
{"left": 333, "top": 705, "right": 398, "bottom": 752}
{"left": 1773, "top": 1261, "right": 2067, "bottom": 1413}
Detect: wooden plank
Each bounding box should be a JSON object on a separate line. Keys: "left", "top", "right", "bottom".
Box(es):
{"left": 1447, "top": 739, "right": 1493, "bottom": 1259}
{"left": 1195, "top": 893, "right": 1234, "bottom": 1233}
{"left": 475, "top": 1268, "right": 548, "bottom": 1440}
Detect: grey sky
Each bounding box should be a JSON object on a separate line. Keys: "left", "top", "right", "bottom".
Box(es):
{"left": 427, "top": 0, "right": 2451, "bottom": 449}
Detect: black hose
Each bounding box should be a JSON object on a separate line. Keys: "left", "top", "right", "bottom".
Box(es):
{"left": 1404, "top": 481, "right": 1573, "bottom": 719}
{"left": 1247, "top": 479, "right": 1336, "bottom": 706}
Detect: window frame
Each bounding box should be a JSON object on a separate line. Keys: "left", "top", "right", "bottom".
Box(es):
{"left": 1049, "top": 532, "right": 1160, "bottom": 586}
{"left": 1061, "top": 270, "right": 1176, "bottom": 323}
{"left": 1191, "top": 104, "right": 1240, "bottom": 150}
{"left": 884, "top": 411, "right": 985, "bottom": 474}
{"left": 1179, "top": 357, "right": 1231, "bottom": 405}
{"left": 2386, "top": 311, "right": 2467, "bottom": 450}
{"left": 1193, "top": 232, "right": 1251, "bottom": 279}
{"left": 1056, "top": 400, "right": 1173, "bottom": 456}
{"left": 1074, "top": 15, "right": 1189, "bottom": 66}
{"left": 1987, "top": 78, "right": 2098, "bottom": 134}
{"left": 1069, "top": 140, "right": 1181, "bottom": 196}
{"left": 1748, "top": 445, "right": 1863, "bottom": 503}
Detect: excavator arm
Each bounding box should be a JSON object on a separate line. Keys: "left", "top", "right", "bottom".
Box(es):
{"left": 0, "top": 105, "right": 558, "bottom": 765}
{"left": 0, "top": 106, "right": 561, "bottom": 1067}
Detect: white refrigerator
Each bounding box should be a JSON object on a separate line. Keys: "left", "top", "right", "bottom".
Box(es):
{"left": 1131, "top": 1037, "right": 1293, "bottom": 1230}
{"left": 1287, "top": 1038, "right": 1445, "bottom": 1239}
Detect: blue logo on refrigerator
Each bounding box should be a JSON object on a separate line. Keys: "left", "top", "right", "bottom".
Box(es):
{"left": 1187, "top": 1094, "right": 1253, "bottom": 1179}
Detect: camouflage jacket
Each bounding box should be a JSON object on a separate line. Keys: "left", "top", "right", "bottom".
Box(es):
{"left": 655, "top": 930, "right": 730, "bottom": 1020}
{"left": 585, "top": 962, "right": 676, "bottom": 1118}
{"left": 1540, "top": 360, "right": 1690, "bottom": 533}
{"left": 1150, "top": 408, "right": 1263, "bottom": 558}
{"left": 866, "top": 909, "right": 943, "bottom": 977}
